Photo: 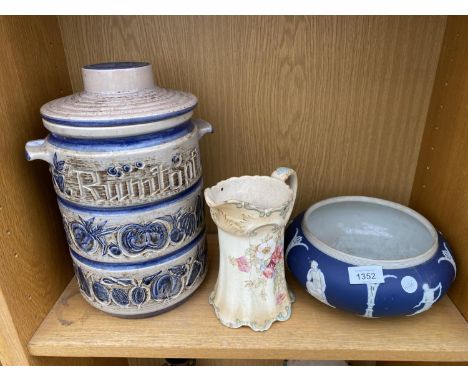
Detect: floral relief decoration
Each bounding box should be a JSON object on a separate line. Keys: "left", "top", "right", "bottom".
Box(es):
{"left": 65, "top": 195, "right": 204, "bottom": 259}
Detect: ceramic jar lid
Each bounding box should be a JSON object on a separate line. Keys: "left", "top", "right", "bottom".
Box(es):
{"left": 40, "top": 62, "right": 198, "bottom": 138}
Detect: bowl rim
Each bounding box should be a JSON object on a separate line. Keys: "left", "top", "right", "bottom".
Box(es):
{"left": 301, "top": 196, "right": 439, "bottom": 269}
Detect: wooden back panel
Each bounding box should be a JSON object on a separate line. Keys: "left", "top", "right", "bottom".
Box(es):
{"left": 0, "top": 16, "right": 127, "bottom": 366}
{"left": 0, "top": 16, "right": 74, "bottom": 365}
{"left": 410, "top": 16, "right": 468, "bottom": 320}
{"left": 58, "top": 16, "right": 446, "bottom": 233}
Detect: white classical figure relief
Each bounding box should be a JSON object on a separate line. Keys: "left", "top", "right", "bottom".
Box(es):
{"left": 362, "top": 274, "right": 397, "bottom": 318}
{"left": 438, "top": 242, "right": 457, "bottom": 279}
{"left": 306, "top": 260, "right": 335, "bottom": 308}
{"left": 285, "top": 228, "right": 309, "bottom": 261}
{"left": 407, "top": 282, "right": 442, "bottom": 316}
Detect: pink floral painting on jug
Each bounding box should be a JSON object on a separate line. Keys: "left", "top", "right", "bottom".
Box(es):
{"left": 229, "top": 233, "right": 287, "bottom": 307}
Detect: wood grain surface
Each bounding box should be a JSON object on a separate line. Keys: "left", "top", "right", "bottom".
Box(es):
{"left": 28, "top": 235, "right": 468, "bottom": 362}
{"left": 58, "top": 16, "right": 446, "bottom": 233}
{"left": 410, "top": 16, "right": 468, "bottom": 320}
{"left": 0, "top": 16, "right": 127, "bottom": 366}
{"left": 0, "top": 287, "right": 29, "bottom": 365}
{"left": 0, "top": 16, "right": 73, "bottom": 365}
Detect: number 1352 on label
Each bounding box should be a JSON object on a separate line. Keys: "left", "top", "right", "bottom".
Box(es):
{"left": 348, "top": 266, "right": 385, "bottom": 284}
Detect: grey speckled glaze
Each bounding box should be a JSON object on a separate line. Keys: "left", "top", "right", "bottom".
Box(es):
{"left": 25, "top": 62, "right": 213, "bottom": 317}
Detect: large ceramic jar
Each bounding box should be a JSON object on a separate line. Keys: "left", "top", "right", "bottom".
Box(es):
{"left": 25, "top": 62, "right": 212, "bottom": 318}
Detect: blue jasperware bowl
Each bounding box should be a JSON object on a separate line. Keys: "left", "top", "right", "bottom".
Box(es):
{"left": 285, "top": 196, "right": 457, "bottom": 318}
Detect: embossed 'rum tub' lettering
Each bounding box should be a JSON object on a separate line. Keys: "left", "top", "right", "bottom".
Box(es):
{"left": 65, "top": 147, "right": 200, "bottom": 204}
{"left": 25, "top": 62, "right": 213, "bottom": 318}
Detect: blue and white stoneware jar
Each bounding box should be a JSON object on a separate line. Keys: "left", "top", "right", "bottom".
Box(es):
{"left": 25, "top": 62, "right": 213, "bottom": 318}
{"left": 285, "top": 196, "right": 456, "bottom": 318}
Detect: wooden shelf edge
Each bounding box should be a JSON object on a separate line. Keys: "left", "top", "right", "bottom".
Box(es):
{"left": 28, "top": 339, "right": 468, "bottom": 362}
{"left": 28, "top": 235, "right": 468, "bottom": 362}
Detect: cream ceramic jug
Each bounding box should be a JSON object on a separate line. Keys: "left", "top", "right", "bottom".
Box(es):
{"left": 204, "top": 167, "right": 297, "bottom": 331}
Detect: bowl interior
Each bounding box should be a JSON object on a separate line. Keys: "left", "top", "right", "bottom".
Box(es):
{"left": 304, "top": 199, "right": 436, "bottom": 261}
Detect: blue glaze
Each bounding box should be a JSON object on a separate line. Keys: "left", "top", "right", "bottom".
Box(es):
{"left": 84, "top": 62, "right": 149, "bottom": 70}
{"left": 47, "top": 120, "right": 194, "bottom": 151}
{"left": 120, "top": 222, "right": 168, "bottom": 253}
{"left": 70, "top": 229, "right": 205, "bottom": 271}
{"left": 72, "top": 242, "right": 207, "bottom": 315}
{"left": 285, "top": 213, "right": 456, "bottom": 318}
{"left": 112, "top": 288, "right": 130, "bottom": 306}
{"left": 57, "top": 177, "right": 202, "bottom": 214}
{"left": 64, "top": 194, "right": 204, "bottom": 259}
{"left": 92, "top": 282, "right": 110, "bottom": 303}
{"left": 152, "top": 273, "right": 183, "bottom": 300}
{"left": 76, "top": 266, "right": 91, "bottom": 297}
{"left": 41, "top": 105, "right": 196, "bottom": 128}
{"left": 131, "top": 287, "right": 148, "bottom": 305}
{"left": 52, "top": 153, "right": 65, "bottom": 192}
{"left": 70, "top": 219, "right": 98, "bottom": 252}
{"left": 108, "top": 244, "right": 122, "bottom": 256}
{"left": 186, "top": 261, "right": 202, "bottom": 287}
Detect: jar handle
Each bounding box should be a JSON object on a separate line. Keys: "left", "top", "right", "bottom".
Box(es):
{"left": 193, "top": 118, "right": 213, "bottom": 140}
{"left": 271, "top": 167, "right": 298, "bottom": 205}
{"left": 25, "top": 139, "right": 53, "bottom": 164}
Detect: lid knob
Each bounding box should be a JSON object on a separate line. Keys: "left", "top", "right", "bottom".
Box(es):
{"left": 82, "top": 62, "right": 155, "bottom": 93}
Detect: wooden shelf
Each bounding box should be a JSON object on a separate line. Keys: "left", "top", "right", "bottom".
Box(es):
{"left": 28, "top": 235, "right": 468, "bottom": 362}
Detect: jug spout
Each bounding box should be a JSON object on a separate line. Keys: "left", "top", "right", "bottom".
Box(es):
{"left": 25, "top": 139, "right": 53, "bottom": 164}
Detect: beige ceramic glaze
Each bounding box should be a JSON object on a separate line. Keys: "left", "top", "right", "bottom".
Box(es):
{"left": 204, "top": 167, "right": 297, "bottom": 331}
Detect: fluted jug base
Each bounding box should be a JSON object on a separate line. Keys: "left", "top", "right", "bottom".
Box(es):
{"left": 209, "top": 289, "right": 295, "bottom": 331}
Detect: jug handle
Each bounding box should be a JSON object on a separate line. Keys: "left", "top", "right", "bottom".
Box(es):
{"left": 271, "top": 167, "right": 298, "bottom": 205}
{"left": 25, "top": 139, "right": 53, "bottom": 164}
{"left": 193, "top": 118, "right": 213, "bottom": 140}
